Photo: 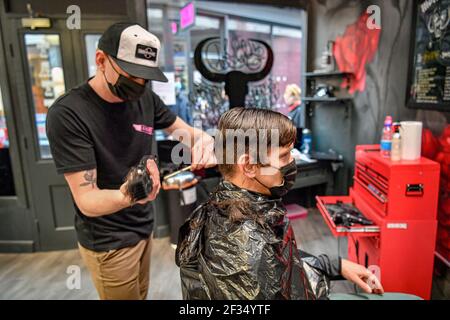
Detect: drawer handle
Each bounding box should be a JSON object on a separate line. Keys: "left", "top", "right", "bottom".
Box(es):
{"left": 405, "top": 184, "right": 424, "bottom": 197}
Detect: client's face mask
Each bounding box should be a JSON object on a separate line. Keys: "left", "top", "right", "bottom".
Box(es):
{"left": 255, "top": 160, "right": 297, "bottom": 198}
{"left": 104, "top": 56, "right": 146, "bottom": 101}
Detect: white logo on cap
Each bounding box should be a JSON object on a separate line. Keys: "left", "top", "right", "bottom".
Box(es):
{"left": 135, "top": 44, "right": 157, "bottom": 62}
{"left": 142, "top": 47, "right": 156, "bottom": 59}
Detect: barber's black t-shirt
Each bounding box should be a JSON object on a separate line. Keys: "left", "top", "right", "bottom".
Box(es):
{"left": 46, "top": 81, "right": 177, "bottom": 252}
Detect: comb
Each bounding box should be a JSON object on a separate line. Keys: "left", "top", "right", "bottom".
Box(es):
{"left": 163, "top": 165, "right": 192, "bottom": 181}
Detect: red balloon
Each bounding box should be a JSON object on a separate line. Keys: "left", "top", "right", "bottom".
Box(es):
{"left": 442, "top": 158, "right": 450, "bottom": 179}
{"left": 439, "top": 210, "right": 450, "bottom": 227}
{"left": 422, "top": 129, "right": 439, "bottom": 159}
{"left": 437, "top": 225, "right": 450, "bottom": 250}
{"left": 435, "top": 152, "right": 450, "bottom": 178}
{"left": 439, "top": 136, "right": 450, "bottom": 152}
{"left": 442, "top": 196, "right": 450, "bottom": 215}
{"left": 435, "top": 151, "right": 445, "bottom": 163}
{"left": 443, "top": 125, "right": 450, "bottom": 138}
{"left": 440, "top": 125, "right": 450, "bottom": 153}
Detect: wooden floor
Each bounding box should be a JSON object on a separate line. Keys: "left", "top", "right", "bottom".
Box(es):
{"left": 0, "top": 210, "right": 354, "bottom": 300}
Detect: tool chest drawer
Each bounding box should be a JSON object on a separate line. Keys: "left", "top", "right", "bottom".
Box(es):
{"left": 316, "top": 195, "right": 380, "bottom": 237}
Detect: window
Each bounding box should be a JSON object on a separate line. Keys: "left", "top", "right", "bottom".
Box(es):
{"left": 228, "top": 19, "right": 271, "bottom": 35}
{"left": 24, "top": 34, "right": 66, "bottom": 159}
{"left": 190, "top": 15, "right": 226, "bottom": 130}
{"left": 227, "top": 19, "right": 274, "bottom": 109}
{"left": 146, "top": 1, "right": 304, "bottom": 128}
{"left": 85, "top": 34, "right": 101, "bottom": 78}
{"left": 271, "top": 26, "right": 303, "bottom": 113}
{"left": 148, "top": 8, "right": 165, "bottom": 67}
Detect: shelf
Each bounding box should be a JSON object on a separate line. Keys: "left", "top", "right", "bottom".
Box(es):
{"left": 304, "top": 71, "right": 353, "bottom": 78}
{"left": 302, "top": 97, "right": 352, "bottom": 103}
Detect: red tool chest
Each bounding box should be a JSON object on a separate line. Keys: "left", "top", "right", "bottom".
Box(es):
{"left": 316, "top": 145, "right": 441, "bottom": 299}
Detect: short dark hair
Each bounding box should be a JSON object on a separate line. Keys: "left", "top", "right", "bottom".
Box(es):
{"left": 217, "top": 108, "right": 296, "bottom": 178}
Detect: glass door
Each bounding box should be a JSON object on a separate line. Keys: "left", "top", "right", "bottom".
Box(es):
{"left": 10, "top": 18, "right": 120, "bottom": 250}
{"left": 17, "top": 20, "right": 79, "bottom": 250}
{"left": 0, "top": 86, "right": 15, "bottom": 196}
{"left": 23, "top": 33, "right": 66, "bottom": 159}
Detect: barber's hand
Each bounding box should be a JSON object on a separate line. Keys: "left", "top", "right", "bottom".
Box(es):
{"left": 191, "top": 133, "right": 217, "bottom": 171}
{"left": 341, "top": 259, "right": 384, "bottom": 295}
{"left": 120, "top": 159, "right": 161, "bottom": 206}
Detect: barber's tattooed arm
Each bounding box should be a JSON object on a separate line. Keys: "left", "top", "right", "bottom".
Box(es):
{"left": 79, "top": 170, "right": 96, "bottom": 188}
{"left": 64, "top": 168, "right": 132, "bottom": 217}
{"left": 64, "top": 160, "right": 159, "bottom": 218}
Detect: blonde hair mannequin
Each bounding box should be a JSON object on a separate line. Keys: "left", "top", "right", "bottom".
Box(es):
{"left": 284, "top": 84, "right": 302, "bottom": 107}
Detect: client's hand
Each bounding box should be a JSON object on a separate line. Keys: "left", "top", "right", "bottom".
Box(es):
{"left": 341, "top": 259, "right": 384, "bottom": 295}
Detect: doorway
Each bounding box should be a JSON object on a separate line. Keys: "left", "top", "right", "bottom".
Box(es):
{"left": 2, "top": 17, "right": 121, "bottom": 250}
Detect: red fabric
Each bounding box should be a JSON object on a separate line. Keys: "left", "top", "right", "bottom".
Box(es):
{"left": 333, "top": 12, "right": 381, "bottom": 94}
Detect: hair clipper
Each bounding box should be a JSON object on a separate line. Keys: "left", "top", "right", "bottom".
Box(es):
{"left": 125, "top": 155, "right": 154, "bottom": 203}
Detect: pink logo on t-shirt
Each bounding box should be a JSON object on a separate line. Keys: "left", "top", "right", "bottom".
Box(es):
{"left": 133, "top": 124, "right": 154, "bottom": 136}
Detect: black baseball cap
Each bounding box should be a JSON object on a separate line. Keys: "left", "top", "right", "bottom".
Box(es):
{"left": 98, "top": 22, "right": 168, "bottom": 82}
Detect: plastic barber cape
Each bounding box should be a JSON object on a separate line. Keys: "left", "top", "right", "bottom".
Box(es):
{"left": 176, "top": 180, "right": 343, "bottom": 300}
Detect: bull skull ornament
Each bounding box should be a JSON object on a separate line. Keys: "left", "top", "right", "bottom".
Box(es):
{"left": 194, "top": 37, "right": 274, "bottom": 109}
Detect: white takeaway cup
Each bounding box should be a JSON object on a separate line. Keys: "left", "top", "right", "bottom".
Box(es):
{"left": 400, "top": 121, "right": 423, "bottom": 161}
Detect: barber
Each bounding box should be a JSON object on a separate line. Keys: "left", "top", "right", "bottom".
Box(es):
{"left": 46, "top": 22, "right": 215, "bottom": 300}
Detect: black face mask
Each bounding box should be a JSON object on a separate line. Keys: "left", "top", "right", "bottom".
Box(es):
{"left": 255, "top": 160, "right": 297, "bottom": 198}
{"left": 103, "top": 56, "right": 146, "bottom": 101}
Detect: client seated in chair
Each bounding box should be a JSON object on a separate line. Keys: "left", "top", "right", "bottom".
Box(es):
{"left": 176, "top": 107, "right": 384, "bottom": 300}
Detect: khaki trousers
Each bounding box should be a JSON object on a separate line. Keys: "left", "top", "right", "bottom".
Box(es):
{"left": 78, "top": 237, "right": 152, "bottom": 300}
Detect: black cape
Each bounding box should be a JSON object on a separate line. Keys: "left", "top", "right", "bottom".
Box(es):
{"left": 176, "top": 180, "right": 343, "bottom": 300}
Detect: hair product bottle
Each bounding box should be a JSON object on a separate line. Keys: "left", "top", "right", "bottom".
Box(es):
{"left": 391, "top": 123, "right": 402, "bottom": 162}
